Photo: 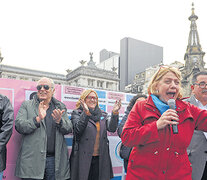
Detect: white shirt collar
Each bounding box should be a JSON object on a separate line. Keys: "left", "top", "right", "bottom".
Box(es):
{"left": 195, "top": 97, "right": 207, "bottom": 110}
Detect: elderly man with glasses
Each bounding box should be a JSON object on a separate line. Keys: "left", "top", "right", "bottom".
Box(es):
{"left": 185, "top": 71, "right": 207, "bottom": 180}
{"left": 15, "top": 77, "right": 72, "bottom": 180}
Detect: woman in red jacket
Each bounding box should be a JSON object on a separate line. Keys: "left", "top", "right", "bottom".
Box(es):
{"left": 121, "top": 65, "right": 207, "bottom": 180}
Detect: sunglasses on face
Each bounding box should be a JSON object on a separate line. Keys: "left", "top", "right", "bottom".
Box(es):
{"left": 36, "top": 85, "right": 50, "bottom": 90}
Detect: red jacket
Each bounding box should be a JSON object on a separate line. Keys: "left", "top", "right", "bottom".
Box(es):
{"left": 121, "top": 96, "right": 207, "bottom": 180}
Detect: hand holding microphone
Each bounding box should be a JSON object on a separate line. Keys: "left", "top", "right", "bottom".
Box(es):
{"left": 167, "top": 99, "right": 179, "bottom": 134}
{"left": 156, "top": 99, "right": 179, "bottom": 133}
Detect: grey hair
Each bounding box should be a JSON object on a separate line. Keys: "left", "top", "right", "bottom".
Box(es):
{"left": 192, "top": 71, "right": 207, "bottom": 85}
{"left": 37, "top": 77, "right": 55, "bottom": 89}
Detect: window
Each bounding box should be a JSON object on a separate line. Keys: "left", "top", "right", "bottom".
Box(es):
{"left": 97, "top": 80, "right": 103, "bottom": 88}
{"left": 88, "top": 79, "right": 93, "bottom": 86}
{"left": 20, "top": 77, "right": 28, "bottom": 80}
{"left": 106, "top": 82, "right": 111, "bottom": 89}
{"left": 7, "top": 75, "right": 16, "bottom": 79}
{"left": 74, "top": 80, "right": 78, "bottom": 86}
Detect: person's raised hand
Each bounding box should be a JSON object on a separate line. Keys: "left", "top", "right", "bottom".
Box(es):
{"left": 112, "top": 99, "right": 122, "bottom": 113}
{"left": 52, "top": 109, "right": 65, "bottom": 124}
{"left": 36, "top": 101, "right": 48, "bottom": 123}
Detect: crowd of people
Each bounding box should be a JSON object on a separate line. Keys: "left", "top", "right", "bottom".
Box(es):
{"left": 1, "top": 66, "right": 207, "bottom": 180}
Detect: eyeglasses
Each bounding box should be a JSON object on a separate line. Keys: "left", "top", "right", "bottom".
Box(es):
{"left": 36, "top": 85, "right": 50, "bottom": 90}
{"left": 194, "top": 82, "right": 207, "bottom": 89}
{"left": 86, "top": 96, "right": 98, "bottom": 101}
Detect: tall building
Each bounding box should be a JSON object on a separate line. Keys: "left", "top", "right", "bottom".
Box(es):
{"left": 119, "top": 37, "right": 163, "bottom": 91}
{"left": 97, "top": 54, "right": 119, "bottom": 75}
{"left": 99, "top": 49, "right": 119, "bottom": 62}
{"left": 181, "top": 3, "right": 205, "bottom": 96}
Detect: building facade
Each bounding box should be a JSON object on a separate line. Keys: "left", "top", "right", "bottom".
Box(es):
{"left": 99, "top": 49, "right": 119, "bottom": 62}
{"left": 119, "top": 37, "right": 163, "bottom": 91}
{"left": 97, "top": 54, "right": 119, "bottom": 75}
{"left": 0, "top": 64, "right": 67, "bottom": 85}
{"left": 0, "top": 52, "right": 119, "bottom": 92}
{"left": 66, "top": 53, "right": 119, "bottom": 91}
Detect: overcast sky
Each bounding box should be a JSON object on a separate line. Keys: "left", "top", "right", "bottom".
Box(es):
{"left": 0, "top": 0, "right": 206, "bottom": 75}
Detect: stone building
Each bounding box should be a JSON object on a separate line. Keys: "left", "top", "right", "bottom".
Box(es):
{"left": 66, "top": 53, "right": 119, "bottom": 91}
{"left": 0, "top": 52, "right": 119, "bottom": 91}
{"left": 0, "top": 64, "right": 67, "bottom": 85}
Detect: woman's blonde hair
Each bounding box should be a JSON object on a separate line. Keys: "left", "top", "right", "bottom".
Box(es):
{"left": 76, "top": 89, "right": 99, "bottom": 109}
{"left": 147, "top": 65, "right": 183, "bottom": 99}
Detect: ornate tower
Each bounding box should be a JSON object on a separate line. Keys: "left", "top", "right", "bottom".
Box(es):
{"left": 184, "top": 3, "right": 205, "bottom": 72}
{"left": 182, "top": 3, "right": 205, "bottom": 96}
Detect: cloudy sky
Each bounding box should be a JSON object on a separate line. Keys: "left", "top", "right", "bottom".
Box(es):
{"left": 0, "top": 0, "right": 206, "bottom": 74}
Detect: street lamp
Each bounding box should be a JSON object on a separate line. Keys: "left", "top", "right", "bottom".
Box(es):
{"left": 0, "top": 51, "right": 3, "bottom": 78}
{"left": 0, "top": 56, "right": 3, "bottom": 63}
{"left": 0, "top": 52, "right": 3, "bottom": 63}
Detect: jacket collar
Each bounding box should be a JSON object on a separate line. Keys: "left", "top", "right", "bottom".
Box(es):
{"left": 33, "top": 94, "right": 61, "bottom": 107}
{"left": 145, "top": 96, "right": 188, "bottom": 114}
{"left": 145, "top": 96, "right": 160, "bottom": 115}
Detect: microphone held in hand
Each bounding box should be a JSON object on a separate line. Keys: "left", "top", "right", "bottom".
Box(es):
{"left": 167, "top": 99, "right": 178, "bottom": 134}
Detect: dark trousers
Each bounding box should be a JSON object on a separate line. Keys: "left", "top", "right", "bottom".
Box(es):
{"left": 22, "top": 156, "right": 55, "bottom": 180}
{"left": 201, "top": 161, "right": 207, "bottom": 180}
{"left": 123, "top": 159, "right": 129, "bottom": 173}
{"left": 88, "top": 156, "right": 99, "bottom": 180}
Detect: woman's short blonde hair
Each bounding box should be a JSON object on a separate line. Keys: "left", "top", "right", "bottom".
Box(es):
{"left": 147, "top": 65, "right": 183, "bottom": 99}
{"left": 76, "top": 89, "right": 99, "bottom": 109}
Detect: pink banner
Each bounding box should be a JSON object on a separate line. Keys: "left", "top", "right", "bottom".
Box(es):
{"left": 1, "top": 79, "right": 134, "bottom": 180}
{"left": 1, "top": 79, "right": 61, "bottom": 180}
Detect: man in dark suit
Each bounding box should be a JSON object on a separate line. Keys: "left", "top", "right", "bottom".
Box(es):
{"left": 186, "top": 71, "right": 207, "bottom": 180}
{"left": 0, "top": 94, "right": 14, "bottom": 180}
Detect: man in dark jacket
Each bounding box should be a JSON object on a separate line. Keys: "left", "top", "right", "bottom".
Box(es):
{"left": 186, "top": 71, "right": 207, "bottom": 180}
{"left": 0, "top": 94, "right": 14, "bottom": 180}
{"left": 15, "top": 77, "right": 72, "bottom": 180}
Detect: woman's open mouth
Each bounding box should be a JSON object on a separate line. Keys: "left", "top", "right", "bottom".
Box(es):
{"left": 166, "top": 92, "right": 176, "bottom": 98}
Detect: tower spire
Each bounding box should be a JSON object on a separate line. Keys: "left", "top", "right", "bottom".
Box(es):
{"left": 182, "top": 3, "right": 206, "bottom": 96}
{"left": 184, "top": 2, "right": 205, "bottom": 72}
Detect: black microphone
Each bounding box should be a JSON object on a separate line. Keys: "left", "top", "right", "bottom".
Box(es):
{"left": 167, "top": 99, "right": 178, "bottom": 134}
